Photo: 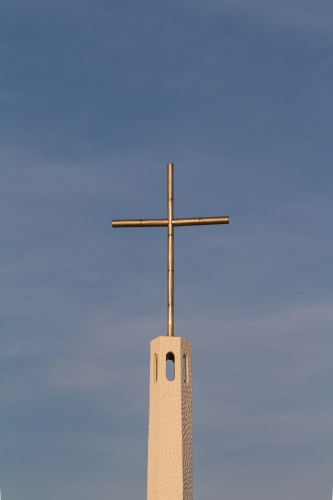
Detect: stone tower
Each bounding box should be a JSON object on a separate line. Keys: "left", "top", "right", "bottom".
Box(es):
{"left": 147, "top": 336, "right": 192, "bottom": 500}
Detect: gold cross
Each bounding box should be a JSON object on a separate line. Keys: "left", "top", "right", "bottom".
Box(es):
{"left": 112, "top": 163, "right": 229, "bottom": 337}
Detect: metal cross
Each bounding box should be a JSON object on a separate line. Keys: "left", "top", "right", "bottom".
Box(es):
{"left": 112, "top": 163, "right": 229, "bottom": 337}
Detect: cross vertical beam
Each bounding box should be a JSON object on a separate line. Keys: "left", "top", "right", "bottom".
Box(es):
{"left": 168, "top": 163, "right": 174, "bottom": 336}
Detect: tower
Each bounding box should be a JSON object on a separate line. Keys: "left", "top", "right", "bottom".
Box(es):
{"left": 147, "top": 336, "right": 192, "bottom": 500}
{"left": 112, "top": 163, "right": 229, "bottom": 500}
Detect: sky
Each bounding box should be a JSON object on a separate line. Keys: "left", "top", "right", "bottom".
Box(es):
{"left": 1, "top": 0, "right": 333, "bottom": 499}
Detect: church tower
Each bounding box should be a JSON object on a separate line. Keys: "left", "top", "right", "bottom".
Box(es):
{"left": 147, "top": 336, "right": 192, "bottom": 500}
{"left": 112, "top": 162, "right": 228, "bottom": 500}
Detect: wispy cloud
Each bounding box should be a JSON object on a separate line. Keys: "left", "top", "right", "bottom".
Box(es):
{"left": 177, "top": 0, "right": 333, "bottom": 33}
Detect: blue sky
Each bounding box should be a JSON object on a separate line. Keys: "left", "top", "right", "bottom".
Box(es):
{"left": 1, "top": 1, "right": 333, "bottom": 499}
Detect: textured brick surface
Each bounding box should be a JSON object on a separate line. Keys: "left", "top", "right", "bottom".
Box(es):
{"left": 147, "top": 336, "right": 193, "bottom": 500}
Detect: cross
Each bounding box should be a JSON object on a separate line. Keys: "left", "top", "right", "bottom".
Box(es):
{"left": 112, "top": 163, "right": 229, "bottom": 337}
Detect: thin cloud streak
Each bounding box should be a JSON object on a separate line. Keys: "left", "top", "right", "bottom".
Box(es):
{"left": 178, "top": 0, "right": 333, "bottom": 33}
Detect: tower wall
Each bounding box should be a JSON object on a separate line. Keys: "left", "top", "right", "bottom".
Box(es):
{"left": 147, "top": 336, "right": 192, "bottom": 500}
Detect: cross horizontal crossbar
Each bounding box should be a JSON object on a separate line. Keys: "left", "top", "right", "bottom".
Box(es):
{"left": 112, "top": 216, "right": 229, "bottom": 227}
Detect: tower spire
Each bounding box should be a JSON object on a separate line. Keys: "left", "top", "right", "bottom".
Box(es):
{"left": 112, "top": 163, "right": 229, "bottom": 500}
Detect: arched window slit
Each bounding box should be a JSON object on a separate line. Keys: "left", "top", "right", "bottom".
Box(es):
{"left": 166, "top": 352, "right": 175, "bottom": 381}
{"left": 182, "top": 354, "right": 187, "bottom": 383}
{"left": 154, "top": 354, "right": 158, "bottom": 382}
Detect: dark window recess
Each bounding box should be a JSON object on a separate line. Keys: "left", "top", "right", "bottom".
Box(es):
{"left": 166, "top": 352, "right": 175, "bottom": 381}
{"left": 154, "top": 354, "right": 158, "bottom": 382}
{"left": 182, "top": 354, "right": 187, "bottom": 382}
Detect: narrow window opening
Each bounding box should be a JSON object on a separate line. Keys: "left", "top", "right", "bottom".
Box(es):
{"left": 182, "top": 354, "right": 187, "bottom": 383}
{"left": 166, "top": 352, "right": 175, "bottom": 381}
{"left": 154, "top": 354, "right": 158, "bottom": 382}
